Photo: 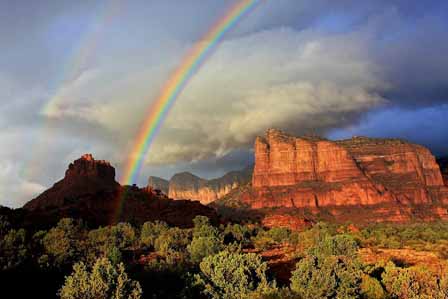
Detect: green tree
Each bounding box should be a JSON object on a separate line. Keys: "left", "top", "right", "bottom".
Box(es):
{"left": 59, "top": 257, "right": 142, "bottom": 299}
{"left": 87, "top": 223, "right": 136, "bottom": 264}
{"left": 381, "top": 262, "right": 446, "bottom": 299}
{"left": 0, "top": 228, "right": 28, "bottom": 270}
{"left": 0, "top": 215, "right": 11, "bottom": 237}
{"left": 360, "top": 274, "right": 385, "bottom": 299}
{"left": 308, "top": 234, "right": 359, "bottom": 259}
{"left": 43, "top": 218, "right": 85, "bottom": 267}
{"left": 223, "top": 223, "right": 254, "bottom": 246}
{"left": 195, "top": 249, "right": 275, "bottom": 299}
{"left": 154, "top": 227, "right": 190, "bottom": 255}
{"left": 140, "top": 221, "right": 168, "bottom": 248}
{"left": 290, "top": 255, "right": 362, "bottom": 299}
{"left": 187, "top": 216, "right": 223, "bottom": 263}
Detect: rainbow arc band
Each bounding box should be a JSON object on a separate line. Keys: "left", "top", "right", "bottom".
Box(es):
{"left": 114, "top": 0, "right": 262, "bottom": 223}
{"left": 121, "top": 0, "right": 262, "bottom": 186}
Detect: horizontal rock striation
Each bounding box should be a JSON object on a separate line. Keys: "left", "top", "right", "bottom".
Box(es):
{"left": 242, "top": 129, "right": 448, "bottom": 223}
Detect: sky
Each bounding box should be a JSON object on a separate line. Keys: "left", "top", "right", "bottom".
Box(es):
{"left": 1, "top": 0, "right": 448, "bottom": 208}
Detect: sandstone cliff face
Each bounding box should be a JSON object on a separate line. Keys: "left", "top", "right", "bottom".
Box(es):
{"left": 23, "top": 154, "right": 217, "bottom": 228}
{"left": 243, "top": 129, "right": 448, "bottom": 224}
{"left": 148, "top": 168, "right": 252, "bottom": 205}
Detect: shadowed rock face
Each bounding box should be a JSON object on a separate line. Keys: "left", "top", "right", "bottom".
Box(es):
{"left": 147, "top": 176, "right": 169, "bottom": 194}
{"left": 22, "top": 154, "right": 217, "bottom": 229}
{"left": 240, "top": 129, "right": 448, "bottom": 224}
{"left": 24, "top": 154, "right": 119, "bottom": 211}
{"left": 438, "top": 157, "right": 448, "bottom": 186}
{"left": 147, "top": 168, "right": 252, "bottom": 205}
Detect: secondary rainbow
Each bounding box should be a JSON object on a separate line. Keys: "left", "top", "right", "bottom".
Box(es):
{"left": 121, "top": 0, "right": 262, "bottom": 185}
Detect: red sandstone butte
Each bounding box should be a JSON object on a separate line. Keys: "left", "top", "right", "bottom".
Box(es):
{"left": 242, "top": 129, "right": 448, "bottom": 223}
{"left": 23, "top": 154, "right": 217, "bottom": 228}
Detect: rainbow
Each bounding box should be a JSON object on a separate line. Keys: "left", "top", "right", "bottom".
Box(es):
{"left": 121, "top": 0, "right": 262, "bottom": 186}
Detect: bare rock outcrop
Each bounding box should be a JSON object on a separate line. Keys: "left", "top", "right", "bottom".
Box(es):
{"left": 240, "top": 129, "right": 448, "bottom": 224}
{"left": 23, "top": 154, "right": 217, "bottom": 228}
{"left": 148, "top": 168, "right": 252, "bottom": 205}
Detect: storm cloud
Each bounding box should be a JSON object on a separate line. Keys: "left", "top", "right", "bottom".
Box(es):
{"left": 1, "top": 0, "right": 448, "bottom": 207}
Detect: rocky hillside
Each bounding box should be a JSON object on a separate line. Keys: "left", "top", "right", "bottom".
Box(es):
{"left": 231, "top": 129, "right": 448, "bottom": 225}
{"left": 21, "top": 154, "right": 217, "bottom": 228}
{"left": 147, "top": 167, "right": 252, "bottom": 205}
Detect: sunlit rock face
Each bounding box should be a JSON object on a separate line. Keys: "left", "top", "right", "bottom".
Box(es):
{"left": 243, "top": 129, "right": 448, "bottom": 223}
{"left": 147, "top": 168, "right": 252, "bottom": 205}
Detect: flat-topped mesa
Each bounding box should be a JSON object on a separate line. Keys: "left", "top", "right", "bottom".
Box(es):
{"left": 337, "top": 137, "right": 444, "bottom": 187}
{"left": 245, "top": 129, "right": 448, "bottom": 221}
{"left": 254, "top": 129, "right": 367, "bottom": 187}
{"left": 336, "top": 137, "right": 446, "bottom": 204}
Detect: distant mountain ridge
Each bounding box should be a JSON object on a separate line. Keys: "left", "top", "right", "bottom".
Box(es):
{"left": 147, "top": 167, "right": 252, "bottom": 205}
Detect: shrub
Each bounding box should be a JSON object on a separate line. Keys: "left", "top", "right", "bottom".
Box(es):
{"left": 223, "top": 223, "right": 254, "bottom": 246}
{"left": 43, "top": 218, "right": 85, "bottom": 267}
{"left": 360, "top": 274, "right": 385, "bottom": 299}
{"left": 290, "top": 255, "right": 362, "bottom": 299}
{"left": 188, "top": 216, "right": 223, "bottom": 263}
{"left": 267, "top": 227, "right": 291, "bottom": 243}
{"left": 0, "top": 215, "right": 11, "bottom": 237}
{"left": 154, "top": 227, "right": 191, "bottom": 255}
{"left": 0, "top": 228, "right": 28, "bottom": 270}
{"left": 195, "top": 249, "right": 275, "bottom": 299}
{"left": 381, "top": 262, "right": 446, "bottom": 299}
{"left": 252, "top": 230, "right": 275, "bottom": 251}
{"left": 59, "top": 257, "right": 142, "bottom": 299}
{"left": 87, "top": 223, "right": 136, "bottom": 263}
{"left": 308, "top": 234, "right": 359, "bottom": 259}
{"left": 140, "top": 221, "right": 169, "bottom": 248}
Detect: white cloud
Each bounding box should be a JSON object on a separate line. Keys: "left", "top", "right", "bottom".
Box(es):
{"left": 42, "top": 27, "right": 387, "bottom": 167}
{"left": 0, "top": 160, "right": 46, "bottom": 208}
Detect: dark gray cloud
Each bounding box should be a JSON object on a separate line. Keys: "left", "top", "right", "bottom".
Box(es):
{"left": 1, "top": 0, "right": 448, "bottom": 207}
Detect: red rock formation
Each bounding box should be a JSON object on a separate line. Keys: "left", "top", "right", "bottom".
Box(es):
{"left": 155, "top": 168, "right": 251, "bottom": 205}
{"left": 24, "top": 154, "right": 119, "bottom": 211}
{"left": 261, "top": 213, "right": 313, "bottom": 231}
{"left": 23, "top": 154, "right": 217, "bottom": 228}
{"left": 241, "top": 129, "right": 448, "bottom": 224}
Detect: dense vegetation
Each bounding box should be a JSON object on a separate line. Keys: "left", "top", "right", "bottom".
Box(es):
{"left": 1, "top": 214, "right": 448, "bottom": 299}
